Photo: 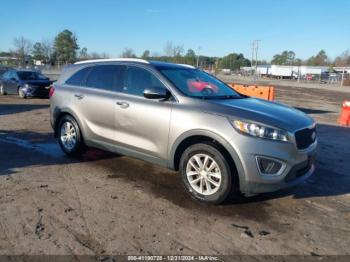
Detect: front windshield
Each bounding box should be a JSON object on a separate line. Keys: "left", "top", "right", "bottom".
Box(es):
{"left": 17, "top": 71, "right": 47, "bottom": 81}
{"left": 158, "top": 67, "right": 241, "bottom": 99}
{"left": 0, "top": 69, "right": 7, "bottom": 77}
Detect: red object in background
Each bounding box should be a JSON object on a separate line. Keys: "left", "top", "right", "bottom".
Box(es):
{"left": 306, "top": 74, "right": 313, "bottom": 81}
{"left": 187, "top": 80, "right": 218, "bottom": 93}
{"left": 338, "top": 101, "right": 350, "bottom": 126}
{"left": 49, "top": 85, "right": 55, "bottom": 98}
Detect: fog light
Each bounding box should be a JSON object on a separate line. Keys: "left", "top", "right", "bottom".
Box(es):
{"left": 256, "top": 156, "right": 285, "bottom": 176}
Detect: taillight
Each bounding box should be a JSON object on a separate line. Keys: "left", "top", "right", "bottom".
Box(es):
{"left": 49, "top": 85, "right": 55, "bottom": 98}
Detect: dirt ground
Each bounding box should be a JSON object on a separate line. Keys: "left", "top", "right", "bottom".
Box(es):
{"left": 0, "top": 84, "right": 349, "bottom": 256}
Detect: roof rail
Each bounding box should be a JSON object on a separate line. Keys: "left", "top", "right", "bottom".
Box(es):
{"left": 178, "top": 63, "right": 196, "bottom": 69}
{"left": 74, "top": 58, "right": 150, "bottom": 65}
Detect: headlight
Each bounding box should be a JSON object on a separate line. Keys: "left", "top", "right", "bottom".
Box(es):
{"left": 24, "top": 84, "right": 31, "bottom": 89}
{"left": 232, "top": 120, "right": 289, "bottom": 142}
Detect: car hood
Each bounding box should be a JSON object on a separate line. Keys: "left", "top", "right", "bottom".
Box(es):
{"left": 21, "top": 80, "right": 52, "bottom": 88}
{"left": 202, "top": 97, "right": 314, "bottom": 132}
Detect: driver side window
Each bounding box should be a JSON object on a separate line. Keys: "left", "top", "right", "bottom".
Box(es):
{"left": 123, "top": 66, "right": 165, "bottom": 97}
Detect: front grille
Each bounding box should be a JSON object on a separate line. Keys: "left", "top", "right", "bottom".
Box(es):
{"left": 32, "top": 87, "right": 50, "bottom": 96}
{"left": 294, "top": 126, "right": 316, "bottom": 150}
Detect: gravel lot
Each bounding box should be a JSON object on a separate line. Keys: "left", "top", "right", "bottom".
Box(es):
{"left": 0, "top": 84, "right": 349, "bottom": 256}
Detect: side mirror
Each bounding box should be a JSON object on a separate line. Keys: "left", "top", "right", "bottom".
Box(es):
{"left": 10, "top": 77, "right": 17, "bottom": 82}
{"left": 143, "top": 86, "right": 171, "bottom": 100}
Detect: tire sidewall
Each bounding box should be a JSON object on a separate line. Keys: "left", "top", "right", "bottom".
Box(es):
{"left": 58, "top": 115, "right": 84, "bottom": 156}
{"left": 179, "top": 143, "right": 232, "bottom": 204}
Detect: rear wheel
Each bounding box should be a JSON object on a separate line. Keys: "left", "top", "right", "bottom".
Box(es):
{"left": 179, "top": 142, "right": 235, "bottom": 205}
{"left": 58, "top": 115, "right": 85, "bottom": 157}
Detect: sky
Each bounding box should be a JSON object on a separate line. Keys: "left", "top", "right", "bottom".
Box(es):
{"left": 0, "top": 0, "right": 349, "bottom": 61}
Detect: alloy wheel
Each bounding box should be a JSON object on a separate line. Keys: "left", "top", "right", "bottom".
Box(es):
{"left": 60, "top": 121, "right": 77, "bottom": 151}
{"left": 18, "top": 87, "right": 25, "bottom": 98}
{"left": 186, "top": 153, "right": 222, "bottom": 195}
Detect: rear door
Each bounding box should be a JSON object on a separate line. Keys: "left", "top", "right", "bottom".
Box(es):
{"left": 70, "top": 64, "right": 125, "bottom": 145}
{"left": 5, "top": 71, "right": 19, "bottom": 94}
{"left": 1, "top": 71, "right": 11, "bottom": 92}
{"left": 113, "top": 65, "right": 173, "bottom": 162}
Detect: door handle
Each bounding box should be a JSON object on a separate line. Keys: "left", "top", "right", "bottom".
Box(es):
{"left": 116, "top": 101, "right": 129, "bottom": 109}
{"left": 74, "top": 93, "right": 84, "bottom": 99}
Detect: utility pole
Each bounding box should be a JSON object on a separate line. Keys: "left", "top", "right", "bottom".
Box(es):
{"left": 255, "top": 40, "right": 260, "bottom": 73}
{"left": 251, "top": 41, "right": 255, "bottom": 75}
{"left": 251, "top": 40, "right": 261, "bottom": 77}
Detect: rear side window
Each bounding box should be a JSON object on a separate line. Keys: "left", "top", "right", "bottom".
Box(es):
{"left": 2, "top": 71, "right": 11, "bottom": 79}
{"left": 86, "top": 65, "right": 125, "bottom": 91}
{"left": 65, "top": 67, "right": 91, "bottom": 86}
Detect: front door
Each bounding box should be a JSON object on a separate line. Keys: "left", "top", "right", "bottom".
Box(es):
{"left": 114, "top": 66, "right": 173, "bottom": 162}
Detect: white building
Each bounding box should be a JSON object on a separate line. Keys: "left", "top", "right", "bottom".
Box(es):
{"left": 250, "top": 65, "right": 330, "bottom": 78}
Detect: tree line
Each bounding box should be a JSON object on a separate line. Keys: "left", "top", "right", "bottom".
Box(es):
{"left": 1, "top": 29, "right": 349, "bottom": 70}
{"left": 270, "top": 50, "right": 350, "bottom": 67}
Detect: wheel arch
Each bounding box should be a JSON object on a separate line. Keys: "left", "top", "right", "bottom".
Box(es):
{"left": 169, "top": 130, "right": 245, "bottom": 191}
{"left": 53, "top": 108, "right": 85, "bottom": 139}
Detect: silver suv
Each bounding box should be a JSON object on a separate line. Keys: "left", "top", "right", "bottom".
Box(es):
{"left": 50, "top": 59, "right": 317, "bottom": 204}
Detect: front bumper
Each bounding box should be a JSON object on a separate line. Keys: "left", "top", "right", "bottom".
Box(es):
{"left": 242, "top": 160, "right": 315, "bottom": 195}
{"left": 229, "top": 134, "right": 317, "bottom": 196}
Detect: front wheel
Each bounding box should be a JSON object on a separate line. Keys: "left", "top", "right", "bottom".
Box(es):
{"left": 18, "top": 87, "right": 26, "bottom": 99}
{"left": 179, "top": 142, "right": 234, "bottom": 205}
{"left": 57, "top": 115, "right": 85, "bottom": 157}
{"left": 0, "top": 84, "right": 6, "bottom": 95}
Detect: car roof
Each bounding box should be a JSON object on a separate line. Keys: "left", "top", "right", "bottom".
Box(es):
{"left": 149, "top": 61, "right": 196, "bottom": 69}
{"left": 73, "top": 58, "right": 196, "bottom": 69}
{"left": 74, "top": 58, "right": 150, "bottom": 65}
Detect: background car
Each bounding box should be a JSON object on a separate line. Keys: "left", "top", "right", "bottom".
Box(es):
{"left": 0, "top": 69, "right": 52, "bottom": 98}
{"left": 0, "top": 66, "right": 11, "bottom": 77}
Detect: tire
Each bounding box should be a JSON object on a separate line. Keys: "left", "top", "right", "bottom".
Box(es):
{"left": 18, "top": 87, "right": 26, "bottom": 99}
{"left": 179, "top": 142, "right": 236, "bottom": 205}
{"left": 0, "top": 84, "right": 6, "bottom": 95}
{"left": 57, "top": 115, "right": 85, "bottom": 157}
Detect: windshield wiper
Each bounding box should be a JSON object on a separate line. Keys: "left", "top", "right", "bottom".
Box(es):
{"left": 192, "top": 95, "right": 244, "bottom": 100}
{"left": 212, "top": 95, "right": 245, "bottom": 100}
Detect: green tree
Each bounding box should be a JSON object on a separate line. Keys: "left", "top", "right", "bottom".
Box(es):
{"left": 306, "top": 50, "right": 329, "bottom": 66}
{"left": 218, "top": 53, "right": 250, "bottom": 70}
{"left": 184, "top": 49, "right": 196, "bottom": 65}
{"left": 141, "top": 50, "right": 150, "bottom": 59}
{"left": 32, "top": 42, "right": 45, "bottom": 61}
{"left": 79, "top": 47, "right": 88, "bottom": 60}
{"left": 271, "top": 50, "right": 296, "bottom": 65}
{"left": 186, "top": 49, "right": 196, "bottom": 57}
{"left": 53, "top": 30, "right": 79, "bottom": 64}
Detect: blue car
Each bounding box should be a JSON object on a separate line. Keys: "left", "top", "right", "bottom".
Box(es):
{"left": 0, "top": 69, "right": 52, "bottom": 98}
